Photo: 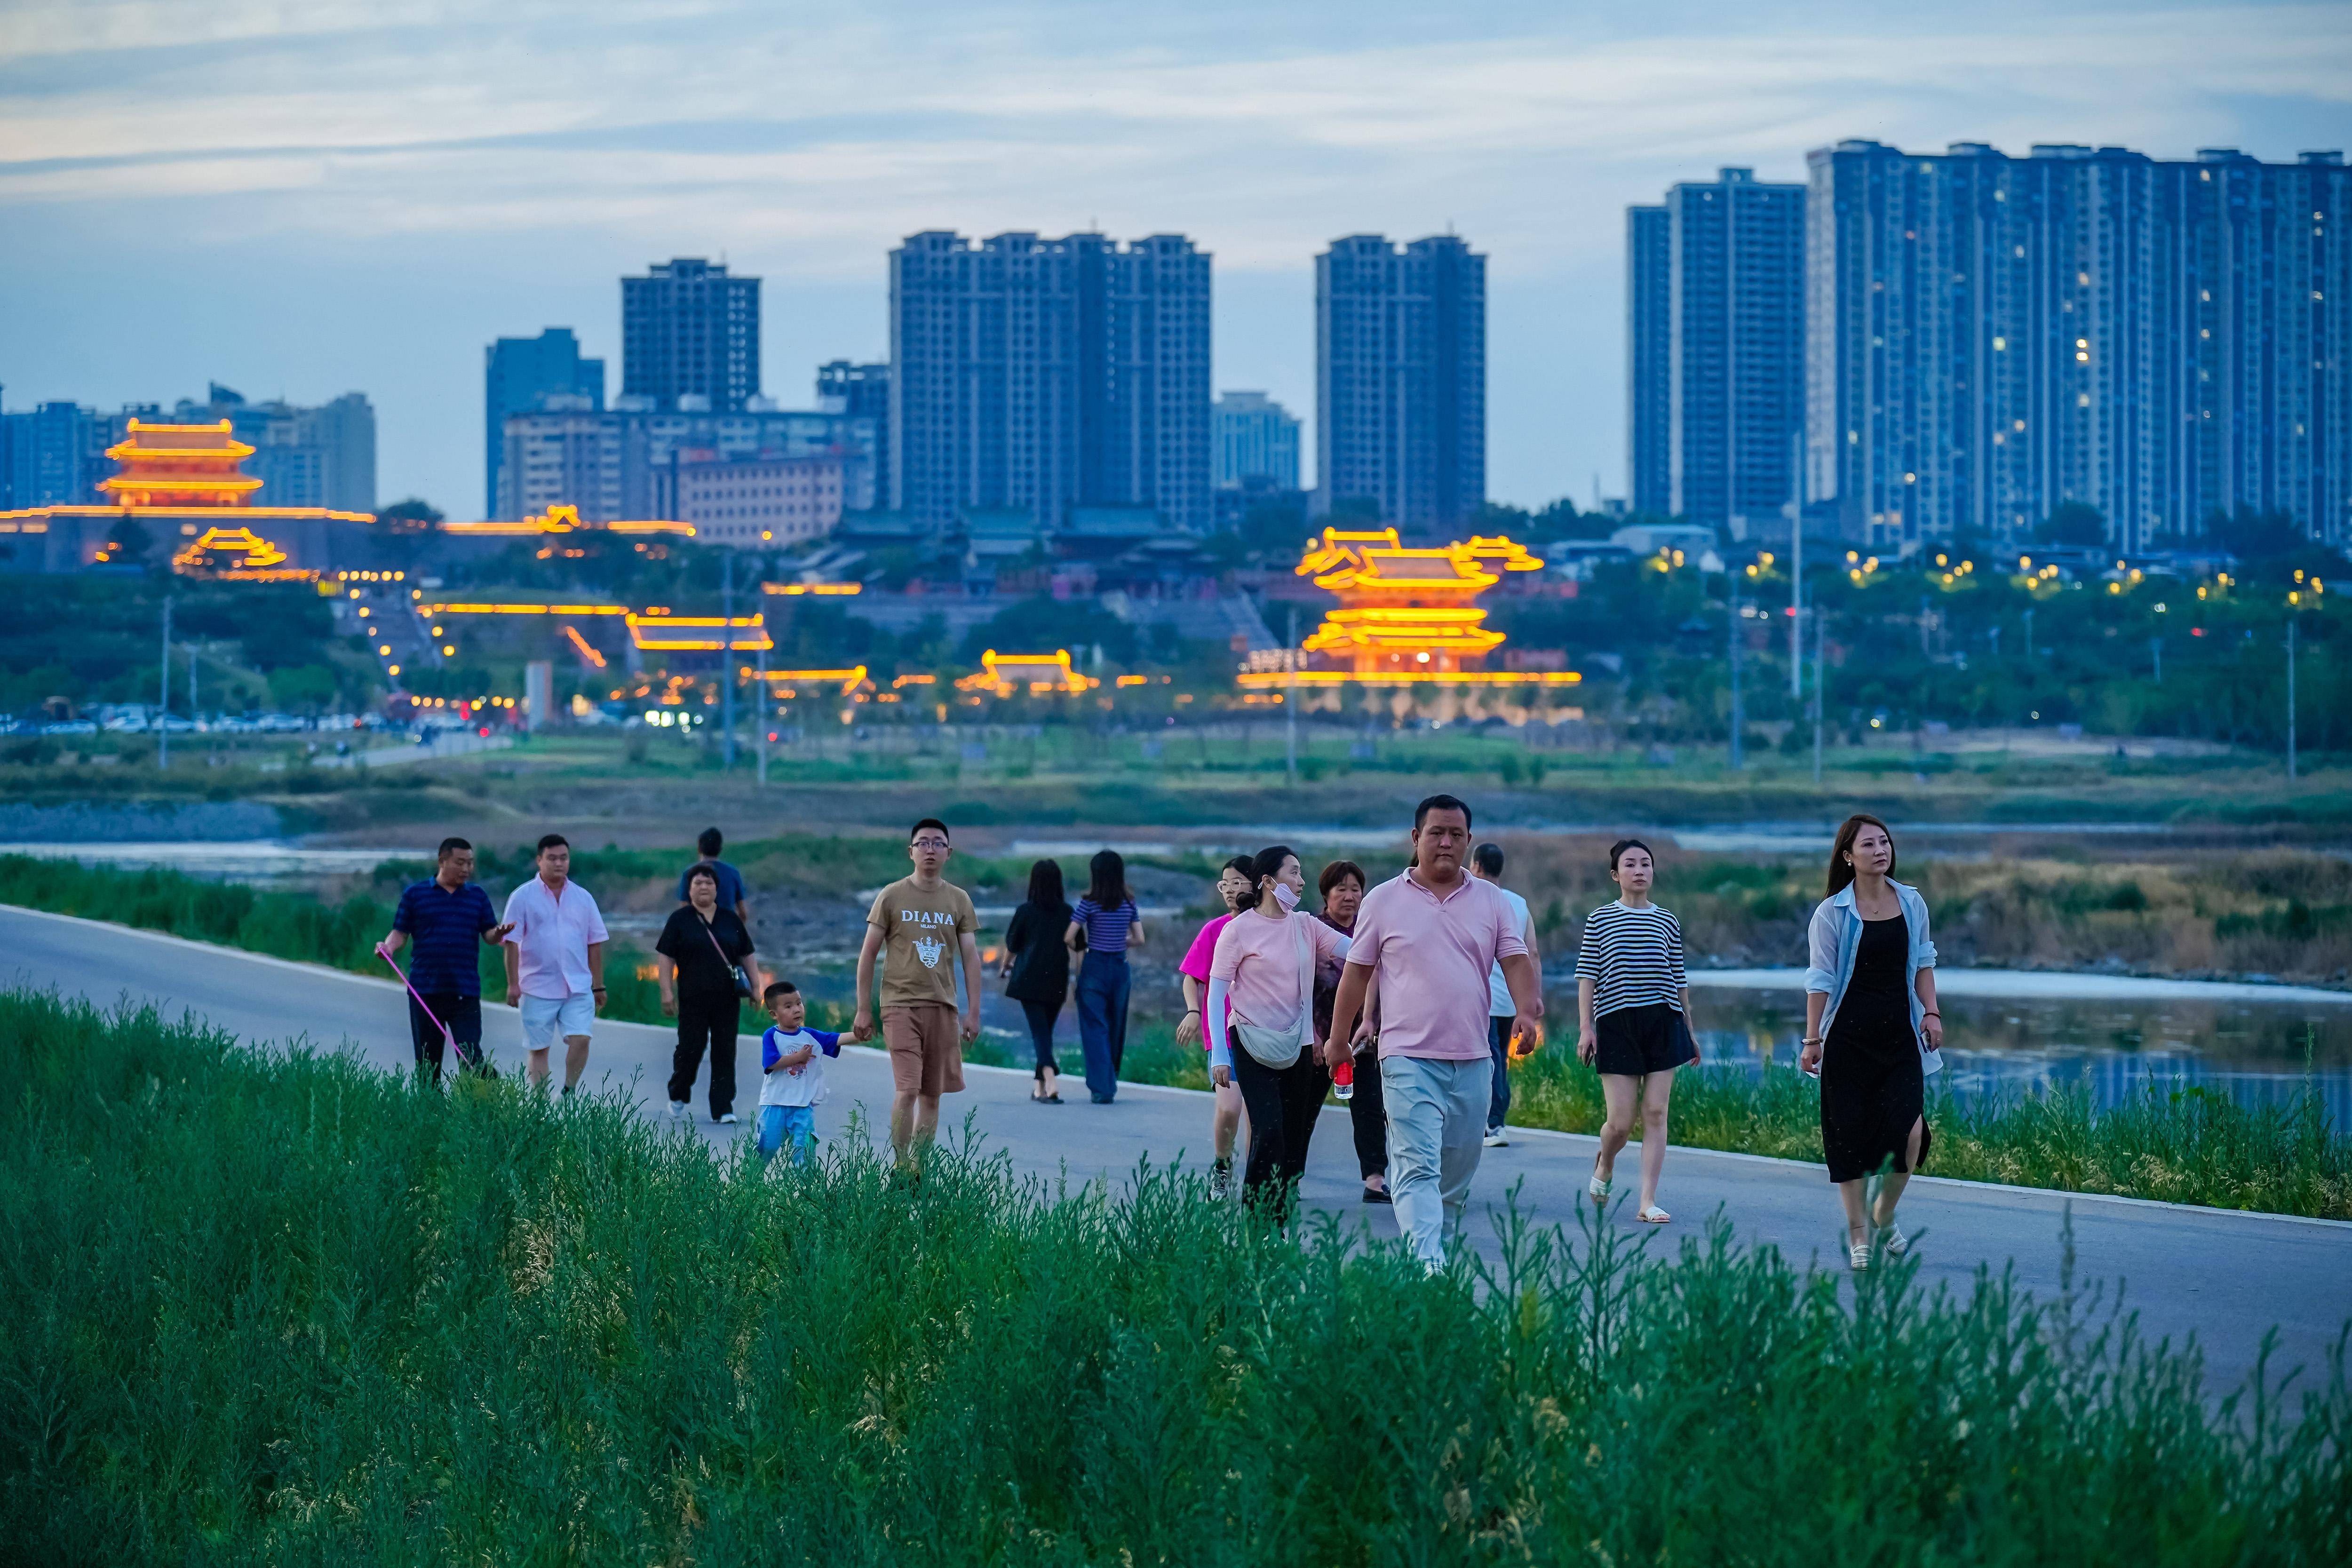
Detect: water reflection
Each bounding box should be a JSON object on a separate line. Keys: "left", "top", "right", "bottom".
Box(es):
{"left": 1649, "top": 987, "right": 2352, "bottom": 1123}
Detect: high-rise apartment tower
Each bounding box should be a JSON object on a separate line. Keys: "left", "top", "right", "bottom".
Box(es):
{"left": 621, "top": 259, "right": 760, "bottom": 414}
{"left": 1316, "top": 234, "right": 1485, "bottom": 531}
{"left": 889, "top": 231, "right": 1212, "bottom": 535}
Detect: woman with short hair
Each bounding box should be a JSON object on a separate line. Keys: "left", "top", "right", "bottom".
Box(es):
{"left": 1313, "top": 860, "right": 1388, "bottom": 1203}
{"left": 1177, "top": 854, "right": 1259, "bottom": 1197}
{"left": 1000, "top": 858, "right": 1074, "bottom": 1103}
{"left": 1799, "top": 814, "right": 1942, "bottom": 1270}
{"left": 1067, "top": 849, "right": 1149, "bottom": 1104}
{"left": 658, "top": 864, "right": 763, "bottom": 1124}
{"left": 1207, "top": 845, "right": 1351, "bottom": 1218}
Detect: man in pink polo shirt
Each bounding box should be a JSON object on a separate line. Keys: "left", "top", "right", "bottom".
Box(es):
{"left": 1324, "top": 794, "right": 1544, "bottom": 1268}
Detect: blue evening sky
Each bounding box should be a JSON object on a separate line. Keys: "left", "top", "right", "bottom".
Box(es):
{"left": 1, "top": 0, "right": 2345, "bottom": 516}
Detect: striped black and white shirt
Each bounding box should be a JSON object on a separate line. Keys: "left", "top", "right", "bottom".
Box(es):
{"left": 1573, "top": 901, "right": 1688, "bottom": 1017}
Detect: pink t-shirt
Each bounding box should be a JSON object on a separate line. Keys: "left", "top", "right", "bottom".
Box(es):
{"left": 1180, "top": 913, "right": 1236, "bottom": 1044}
{"left": 1346, "top": 870, "right": 1528, "bottom": 1060}
{"left": 1209, "top": 908, "right": 1348, "bottom": 1032}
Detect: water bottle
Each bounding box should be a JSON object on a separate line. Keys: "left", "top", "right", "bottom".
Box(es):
{"left": 1333, "top": 1055, "right": 1354, "bottom": 1101}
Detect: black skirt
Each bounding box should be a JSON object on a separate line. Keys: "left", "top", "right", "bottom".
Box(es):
{"left": 1593, "top": 1003, "right": 1697, "bottom": 1076}
{"left": 1819, "top": 913, "right": 1930, "bottom": 1184}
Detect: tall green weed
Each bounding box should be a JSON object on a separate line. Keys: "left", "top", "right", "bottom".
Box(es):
{"left": 0, "top": 989, "right": 2344, "bottom": 1565}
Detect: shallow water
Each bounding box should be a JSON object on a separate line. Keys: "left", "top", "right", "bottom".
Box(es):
{"left": 1671, "top": 984, "right": 2352, "bottom": 1125}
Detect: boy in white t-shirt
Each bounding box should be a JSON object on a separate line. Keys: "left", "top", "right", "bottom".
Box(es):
{"left": 757, "top": 979, "right": 841, "bottom": 1166}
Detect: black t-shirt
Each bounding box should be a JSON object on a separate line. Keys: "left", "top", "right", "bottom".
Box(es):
{"left": 656, "top": 907, "right": 755, "bottom": 1001}
{"left": 1002, "top": 899, "right": 1073, "bottom": 1003}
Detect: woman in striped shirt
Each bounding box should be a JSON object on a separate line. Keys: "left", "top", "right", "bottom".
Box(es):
{"left": 1065, "top": 850, "right": 1150, "bottom": 1103}
{"left": 1575, "top": 837, "right": 1696, "bottom": 1224}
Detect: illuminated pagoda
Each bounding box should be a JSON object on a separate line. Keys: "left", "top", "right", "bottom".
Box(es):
{"left": 1240, "top": 528, "right": 1577, "bottom": 689}
{"left": 0, "top": 419, "right": 373, "bottom": 577}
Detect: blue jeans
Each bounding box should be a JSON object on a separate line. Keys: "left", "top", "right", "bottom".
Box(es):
{"left": 1074, "top": 950, "right": 1130, "bottom": 1100}
{"left": 1488, "top": 1016, "right": 1515, "bottom": 1130}
{"left": 758, "top": 1104, "right": 815, "bottom": 1165}
{"left": 1381, "top": 1053, "right": 1495, "bottom": 1267}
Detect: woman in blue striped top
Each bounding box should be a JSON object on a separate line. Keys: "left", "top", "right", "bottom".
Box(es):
{"left": 1065, "top": 849, "right": 1151, "bottom": 1103}
{"left": 1574, "top": 838, "right": 1696, "bottom": 1224}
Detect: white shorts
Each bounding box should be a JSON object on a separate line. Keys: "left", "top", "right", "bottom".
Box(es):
{"left": 520, "top": 992, "right": 596, "bottom": 1050}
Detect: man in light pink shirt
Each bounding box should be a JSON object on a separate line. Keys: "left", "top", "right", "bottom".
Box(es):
{"left": 501, "top": 833, "right": 609, "bottom": 1092}
{"left": 1325, "top": 794, "right": 1544, "bottom": 1267}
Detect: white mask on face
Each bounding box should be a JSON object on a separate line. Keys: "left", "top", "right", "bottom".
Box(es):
{"left": 1272, "top": 882, "right": 1300, "bottom": 913}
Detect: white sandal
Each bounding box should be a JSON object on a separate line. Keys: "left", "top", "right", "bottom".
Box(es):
{"left": 1636, "top": 1205, "right": 1671, "bottom": 1225}
{"left": 1588, "top": 1164, "right": 1612, "bottom": 1202}
{"left": 1879, "top": 1224, "right": 1908, "bottom": 1258}
{"left": 1848, "top": 1236, "right": 1872, "bottom": 1271}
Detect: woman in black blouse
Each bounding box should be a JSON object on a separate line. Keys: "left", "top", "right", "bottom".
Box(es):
{"left": 657, "top": 865, "right": 763, "bottom": 1124}
{"left": 1000, "top": 859, "right": 1074, "bottom": 1102}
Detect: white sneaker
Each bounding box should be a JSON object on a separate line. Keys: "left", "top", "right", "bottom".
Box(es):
{"left": 717, "top": 1112, "right": 739, "bottom": 1125}
{"left": 1483, "top": 1127, "right": 1508, "bottom": 1148}
{"left": 669, "top": 1100, "right": 690, "bottom": 1120}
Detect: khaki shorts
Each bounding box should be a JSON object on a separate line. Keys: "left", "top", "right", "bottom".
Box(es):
{"left": 883, "top": 1003, "right": 965, "bottom": 1097}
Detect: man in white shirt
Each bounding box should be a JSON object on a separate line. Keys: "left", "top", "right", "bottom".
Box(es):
{"left": 1473, "top": 842, "right": 1539, "bottom": 1147}
{"left": 502, "top": 833, "right": 609, "bottom": 1091}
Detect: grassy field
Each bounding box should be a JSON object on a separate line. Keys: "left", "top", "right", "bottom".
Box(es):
{"left": 2, "top": 988, "right": 2344, "bottom": 1566}
{"left": 4, "top": 852, "right": 2348, "bottom": 1219}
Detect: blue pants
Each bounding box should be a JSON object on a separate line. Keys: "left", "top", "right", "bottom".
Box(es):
{"left": 758, "top": 1104, "right": 815, "bottom": 1165}
{"left": 1383, "top": 1053, "right": 1495, "bottom": 1267}
{"left": 1075, "top": 950, "right": 1130, "bottom": 1101}
{"left": 1488, "top": 1016, "right": 1515, "bottom": 1130}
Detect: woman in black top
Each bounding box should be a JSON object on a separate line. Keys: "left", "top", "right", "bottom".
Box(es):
{"left": 1311, "top": 860, "right": 1388, "bottom": 1204}
{"left": 657, "top": 865, "right": 763, "bottom": 1124}
{"left": 1000, "top": 859, "right": 1074, "bottom": 1103}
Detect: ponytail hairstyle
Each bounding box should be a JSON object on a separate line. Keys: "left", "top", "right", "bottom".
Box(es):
{"left": 1246, "top": 844, "right": 1296, "bottom": 910}
{"left": 1086, "top": 849, "right": 1129, "bottom": 909}
{"left": 1826, "top": 813, "right": 1896, "bottom": 897}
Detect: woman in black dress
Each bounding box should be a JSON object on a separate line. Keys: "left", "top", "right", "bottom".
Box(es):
{"left": 1798, "top": 814, "right": 1944, "bottom": 1269}
{"left": 1000, "top": 859, "right": 1073, "bottom": 1103}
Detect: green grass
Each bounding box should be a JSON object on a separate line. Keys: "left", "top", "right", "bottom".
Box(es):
{"left": 1, "top": 987, "right": 2344, "bottom": 1565}
{"left": 4, "top": 851, "right": 2347, "bottom": 1219}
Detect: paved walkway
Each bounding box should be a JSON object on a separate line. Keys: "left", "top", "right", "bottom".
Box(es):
{"left": 3, "top": 903, "right": 2344, "bottom": 1395}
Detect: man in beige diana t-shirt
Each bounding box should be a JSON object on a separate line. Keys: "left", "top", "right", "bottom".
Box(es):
{"left": 853, "top": 816, "right": 983, "bottom": 1172}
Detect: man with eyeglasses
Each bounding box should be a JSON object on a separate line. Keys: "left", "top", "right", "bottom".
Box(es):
{"left": 852, "top": 817, "right": 982, "bottom": 1173}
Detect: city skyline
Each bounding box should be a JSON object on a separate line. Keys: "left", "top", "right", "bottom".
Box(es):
{"left": 2, "top": 1, "right": 2345, "bottom": 517}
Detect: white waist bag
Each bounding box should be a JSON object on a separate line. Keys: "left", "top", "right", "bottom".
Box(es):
{"left": 1230, "top": 913, "right": 1314, "bottom": 1070}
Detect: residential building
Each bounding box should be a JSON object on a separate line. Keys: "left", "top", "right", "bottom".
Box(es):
{"left": 496, "top": 407, "right": 874, "bottom": 523}
{"left": 1, "top": 400, "right": 116, "bottom": 509}
{"left": 676, "top": 452, "right": 844, "bottom": 548}
{"left": 1316, "top": 234, "right": 1485, "bottom": 532}
{"left": 1213, "top": 391, "right": 1301, "bottom": 491}
{"left": 485, "top": 328, "right": 604, "bottom": 515}
{"left": 621, "top": 258, "right": 760, "bottom": 413}
{"left": 1626, "top": 205, "right": 1672, "bottom": 517}
{"left": 1626, "top": 169, "right": 1805, "bottom": 538}
{"left": 889, "top": 229, "right": 1212, "bottom": 537}
{"left": 1806, "top": 139, "right": 2351, "bottom": 551}
{"left": 817, "top": 361, "right": 890, "bottom": 521}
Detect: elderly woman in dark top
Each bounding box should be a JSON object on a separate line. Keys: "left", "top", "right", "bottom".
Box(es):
{"left": 1313, "top": 860, "right": 1387, "bottom": 1203}
{"left": 1000, "top": 858, "right": 1074, "bottom": 1103}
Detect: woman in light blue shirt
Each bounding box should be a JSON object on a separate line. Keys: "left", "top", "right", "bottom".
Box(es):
{"left": 1798, "top": 814, "right": 1943, "bottom": 1271}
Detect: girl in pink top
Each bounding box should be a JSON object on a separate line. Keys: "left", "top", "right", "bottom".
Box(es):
{"left": 1206, "top": 845, "right": 1353, "bottom": 1218}
{"left": 1177, "top": 855, "right": 1255, "bottom": 1197}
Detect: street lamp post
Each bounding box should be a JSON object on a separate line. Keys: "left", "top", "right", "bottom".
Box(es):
{"left": 721, "top": 552, "right": 737, "bottom": 769}
{"left": 158, "top": 596, "right": 173, "bottom": 769}
{"left": 2286, "top": 614, "right": 2298, "bottom": 782}
{"left": 1728, "top": 587, "right": 1744, "bottom": 771}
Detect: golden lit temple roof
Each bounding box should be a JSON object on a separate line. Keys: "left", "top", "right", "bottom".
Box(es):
{"left": 1295, "top": 527, "right": 1544, "bottom": 595}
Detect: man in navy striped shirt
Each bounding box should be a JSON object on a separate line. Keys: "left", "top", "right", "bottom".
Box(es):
{"left": 381, "top": 838, "right": 512, "bottom": 1082}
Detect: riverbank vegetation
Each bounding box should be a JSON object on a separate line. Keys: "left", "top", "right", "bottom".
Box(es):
{"left": 2, "top": 988, "right": 2344, "bottom": 1565}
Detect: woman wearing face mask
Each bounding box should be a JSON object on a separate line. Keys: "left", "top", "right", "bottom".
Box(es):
{"left": 1177, "top": 855, "right": 1257, "bottom": 1198}
{"left": 1207, "top": 845, "right": 1351, "bottom": 1218}
{"left": 1799, "top": 814, "right": 1942, "bottom": 1271}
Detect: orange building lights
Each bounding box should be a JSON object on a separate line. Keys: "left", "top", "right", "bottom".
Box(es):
{"left": 762, "top": 581, "right": 864, "bottom": 597}
{"left": 560, "top": 625, "right": 608, "bottom": 668}
{"left": 1245, "top": 527, "right": 1576, "bottom": 689}
{"left": 441, "top": 504, "right": 697, "bottom": 538}
{"left": 955, "top": 650, "right": 1096, "bottom": 696}
{"left": 627, "top": 613, "right": 772, "bottom": 653}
